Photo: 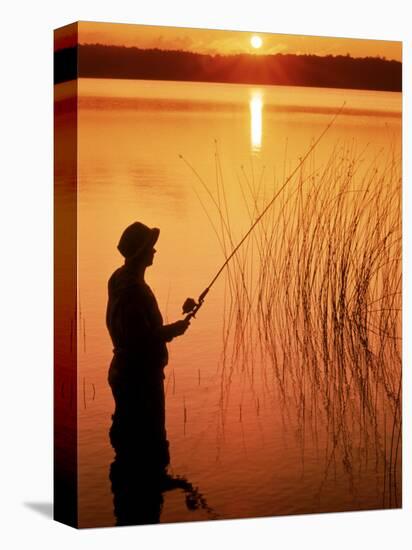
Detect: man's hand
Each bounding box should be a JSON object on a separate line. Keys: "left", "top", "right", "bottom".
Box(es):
{"left": 161, "top": 319, "right": 191, "bottom": 342}
{"left": 170, "top": 319, "right": 190, "bottom": 337}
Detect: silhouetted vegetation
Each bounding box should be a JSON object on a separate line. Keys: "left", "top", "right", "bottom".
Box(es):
{"left": 54, "top": 44, "right": 401, "bottom": 92}
{"left": 184, "top": 140, "right": 401, "bottom": 508}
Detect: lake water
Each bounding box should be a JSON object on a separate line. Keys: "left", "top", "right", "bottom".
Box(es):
{"left": 55, "top": 78, "right": 401, "bottom": 527}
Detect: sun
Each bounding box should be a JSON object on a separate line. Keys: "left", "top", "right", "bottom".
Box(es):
{"left": 251, "top": 35, "right": 263, "bottom": 49}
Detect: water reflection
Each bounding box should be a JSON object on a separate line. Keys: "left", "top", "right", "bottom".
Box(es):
{"left": 250, "top": 90, "right": 263, "bottom": 152}
{"left": 109, "top": 450, "right": 216, "bottom": 525}
{"left": 76, "top": 80, "right": 402, "bottom": 525}
{"left": 108, "top": 371, "right": 217, "bottom": 525}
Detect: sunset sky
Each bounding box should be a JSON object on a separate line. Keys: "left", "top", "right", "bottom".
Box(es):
{"left": 55, "top": 21, "right": 402, "bottom": 61}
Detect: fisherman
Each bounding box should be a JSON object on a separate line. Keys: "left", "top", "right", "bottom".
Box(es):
{"left": 106, "top": 221, "right": 190, "bottom": 472}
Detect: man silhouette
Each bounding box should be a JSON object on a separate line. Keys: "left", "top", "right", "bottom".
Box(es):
{"left": 106, "top": 222, "right": 190, "bottom": 473}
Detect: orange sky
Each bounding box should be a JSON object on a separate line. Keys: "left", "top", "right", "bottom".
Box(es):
{"left": 55, "top": 21, "right": 401, "bottom": 61}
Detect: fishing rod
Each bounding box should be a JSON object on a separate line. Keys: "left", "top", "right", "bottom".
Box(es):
{"left": 182, "top": 103, "right": 346, "bottom": 321}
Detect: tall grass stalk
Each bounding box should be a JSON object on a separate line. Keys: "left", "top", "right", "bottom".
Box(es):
{"left": 187, "top": 140, "right": 401, "bottom": 507}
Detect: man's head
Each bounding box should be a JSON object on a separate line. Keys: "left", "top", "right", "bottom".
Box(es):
{"left": 117, "top": 222, "right": 159, "bottom": 266}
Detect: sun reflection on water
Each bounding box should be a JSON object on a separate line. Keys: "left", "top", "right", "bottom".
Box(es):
{"left": 250, "top": 90, "right": 263, "bottom": 152}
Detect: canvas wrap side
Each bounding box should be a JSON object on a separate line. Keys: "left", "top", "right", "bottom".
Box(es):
{"left": 54, "top": 21, "right": 79, "bottom": 529}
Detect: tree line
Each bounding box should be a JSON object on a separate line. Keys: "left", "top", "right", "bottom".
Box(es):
{"left": 54, "top": 44, "right": 402, "bottom": 92}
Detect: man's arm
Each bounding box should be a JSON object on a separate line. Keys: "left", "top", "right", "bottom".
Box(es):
{"left": 157, "top": 319, "right": 190, "bottom": 342}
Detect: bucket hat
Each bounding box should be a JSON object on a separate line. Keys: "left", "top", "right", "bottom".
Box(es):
{"left": 117, "top": 222, "right": 160, "bottom": 260}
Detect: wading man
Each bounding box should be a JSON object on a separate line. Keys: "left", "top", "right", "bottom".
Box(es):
{"left": 106, "top": 222, "right": 190, "bottom": 474}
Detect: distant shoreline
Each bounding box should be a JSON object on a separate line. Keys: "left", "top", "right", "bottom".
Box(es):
{"left": 54, "top": 44, "right": 402, "bottom": 93}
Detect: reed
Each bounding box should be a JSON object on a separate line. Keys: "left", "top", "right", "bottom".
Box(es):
{"left": 189, "top": 139, "right": 402, "bottom": 507}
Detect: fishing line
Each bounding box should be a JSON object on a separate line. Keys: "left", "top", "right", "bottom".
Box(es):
{"left": 181, "top": 102, "right": 346, "bottom": 320}
{"left": 172, "top": 104, "right": 347, "bottom": 460}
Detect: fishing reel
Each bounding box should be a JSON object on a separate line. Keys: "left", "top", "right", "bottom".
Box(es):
{"left": 182, "top": 288, "right": 210, "bottom": 319}
{"left": 182, "top": 298, "right": 198, "bottom": 315}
